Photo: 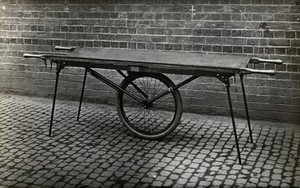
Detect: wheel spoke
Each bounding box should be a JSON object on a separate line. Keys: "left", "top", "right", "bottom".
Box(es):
{"left": 137, "top": 77, "right": 147, "bottom": 98}
{"left": 153, "top": 80, "right": 165, "bottom": 99}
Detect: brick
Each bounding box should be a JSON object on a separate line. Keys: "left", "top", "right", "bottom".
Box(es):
{"left": 265, "top": 47, "right": 275, "bottom": 54}
{"left": 291, "top": 40, "right": 300, "bottom": 47}
{"left": 246, "top": 6, "right": 266, "bottom": 13}
{"left": 263, "top": 31, "right": 274, "bottom": 38}
{"left": 203, "top": 5, "right": 224, "bottom": 12}
{"left": 275, "top": 31, "right": 285, "bottom": 38}
{"left": 292, "top": 57, "right": 300, "bottom": 64}
{"left": 244, "top": 47, "right": 253, "bottom": 53}
{"left": 287, "top": 48, "right": 297, "bottom": 55}
{"left": 242, "top": 30, "right": 262, "bottom": 38}
{"left": 203, "top": 45, "right": 212, "bottom": 52}
{"left": 174, "top": 44, "right": 183, "bottom": 50}
{"left": 233, "top": 46, "right": 242, "bottom": 53}
{"left": 290, "top": 6, "right": 300, "bottom": 13}
{"left": 267, "top": 6, "right": 289, "bottom": 13}
{"left": 290, "top": 23, "right": 300, "bottom": 31}
{"left": 225, "top": 21, "right": 245, "bottom": 29}
{"left": 223, "top": 46, "right": 233, "bottom": 53}
{"left": 222, "top": 14, "right": 231, "bottom": 20}
{"left": 287, "top": 64, "right": 298, "bottom": 72}
{"left": 192, "top": 44, "right": 202, "bottom": 51}
{"left": 221, "top": 30, "right": 231, "bottom": 37}
{"left": 165, "top": 44, "right": 173, "bottom": 50}
{"left": 205, "top": 21, "right": 225, "bottom": 29}
{"left": 183, "top": 44, "right": 192, "bottom": 51}
{"left": 201, "top": 29, "right": 212, "bottom": 36}
{"left": 190, "top": 37, "right": 205, "bottom": 44}
{"left": 275, "top": 48, "right": 286, "bottom": 55}
{"left": 226, "top": 38, "right": 246, "bottom": 45}
{"left": 231, "top": 30, "right": 241, "bottom": 37}
{"left": 286, "top": 31, "right": 296, "bottom": 38}
{"left": 212, "top": 30, "right": 222, "bottom": 36}
{"left": 211, "top": 14, "right": 222, "bottom": 20}
{"left": 169, "top": 36, "right": 186, "bottom": 43}
{"left": 269, "top": 39, "right": 290, "bottom": 46}
{"left": 251, "top": 14, "right": 262, "bottom": 21}
{"left": 211, "top": 45, "right": 221, "bottom": 52}
{"left": 206, "top": 37, "right": 225, "bottom": 44}
{"left": 138, "top": 43, "right": 146, "bottom": 49}
{"left": 247, "top": 39, "right": 268, "bottom": 46}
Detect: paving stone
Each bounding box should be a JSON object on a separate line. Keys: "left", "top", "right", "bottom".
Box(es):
{"left": 152, "top": 180, "right": 163, "bottom": 187}
{"left": 1, "top": 180, "right": 17, "bottom": 187}
{"left": 0, "top": 172, "right": 12, "bottom": 179}
{"left": 160, "top": 170, "right": 171, "bottom": 177}
{"left": 295, "top": 176, "right": 300, "bottom": 182}
{"left": 252, "top": 168, "right": 261, "bottom": 174}
{"left": 212, "top": 180, "right": 223, "bottom": 186}
{"left": 14, "top": 183, "right": 29, "bottom": 188}
{"left": 273, "top": 168, "right": 283, "bottom": 174}
{"left": 190, "top": 176, "right": 198, "bottom": 183}
{"left": 42, "top": 180, "right": 56, "bottom": 187}
{"left": 199, "top": 181, "right": 211, "bottom": 186}
{"left": 211, "top": 166, "right": 220, "bottom": 171}
{"left": 224, "top": 179, "right": 234, "bottom": 186}
{"left": 215, "top": 175, "right": 226, "bottom": 181}
{"left": 157, "top": 162, "right": 167, "bottom": 167}
{"left": 23, "top": 178, "right": 36, "bottom": 184}
{"left": 182, "top": 159, "right": 192, "bottom": 165}
{"left": 262, "top": 170, "right": 271, "bottom": 177}
{"left": 272, "top": 174, "right": 282, "bottom": 180}
{"left": 34, "top": 177, "right": 47, "bottom": 185}
{"left": 270, "top": 180, "right": 280, "bottom": 187}
{"left": 170, "top": 174, "right": 179, "bottom": 180}
{"left": 174, "top": 169, "right": 184, "bottom": 174}
{"left": 261, "top": 177, "right": 270, "bottom": 182}
{"left": 177, "top": 178, "right": 188, "bottom": 185}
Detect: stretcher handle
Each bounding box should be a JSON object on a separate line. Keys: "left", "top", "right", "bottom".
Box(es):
{"left": 240, "top": 68, "right": 275, "bottom": 76}
{"left": 55, "top": 46, "right": 75, "bottom": 51}
{"left": 23, "top": 53, "right": 53, "bottom": 69}
{"left": 250, "top": 57, "right": 283, "bottom": 65}
{"left": 23, "top": 53, "right": 45, "bottom": 59}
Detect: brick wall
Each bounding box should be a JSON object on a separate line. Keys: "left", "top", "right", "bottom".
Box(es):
{"left": 0, "top": 0, "right": 299, "bottom": 123}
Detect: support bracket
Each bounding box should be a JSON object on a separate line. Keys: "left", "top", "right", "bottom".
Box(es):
{"left": 55, "top": 61, "right": 66, "bottom": 73}
{"left": 216, "top": 74, "right": 232, "bottom": 87}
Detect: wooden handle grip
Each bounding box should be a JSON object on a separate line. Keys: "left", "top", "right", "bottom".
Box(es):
{"left": 250, "top": 57, "right": 283, "bottom": 65}
{"left": 240, "top": 68, "right": 276, "bottom": 76}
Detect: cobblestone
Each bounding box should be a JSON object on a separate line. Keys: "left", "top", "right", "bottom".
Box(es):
{"left": 0, "top": 94, "right": 299, "bottom": 187}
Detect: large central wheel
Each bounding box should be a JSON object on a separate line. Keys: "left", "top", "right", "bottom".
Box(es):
{"left": 117, "top": 72, "right": 183, "bottom": 140}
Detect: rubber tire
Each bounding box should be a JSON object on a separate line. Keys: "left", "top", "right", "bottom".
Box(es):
{"left": 116, "top": 72, "right": 183, "bottom": 140}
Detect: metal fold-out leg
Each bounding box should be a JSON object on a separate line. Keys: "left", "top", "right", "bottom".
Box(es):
{"left": 49, "top": 64, "right": 64, "bottom": 137}
{"left": 225, "top": 78, "right": 242, "bottom": 165}
{"left": 77, "top": 68, "right": 88, "bottom": 121}
{"left": 240, "top": 74, "right": 253, "bottom": 143}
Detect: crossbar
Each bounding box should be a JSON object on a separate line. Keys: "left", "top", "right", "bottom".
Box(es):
{"left": 87, "top": 68, "right": 143, "bottom": 104}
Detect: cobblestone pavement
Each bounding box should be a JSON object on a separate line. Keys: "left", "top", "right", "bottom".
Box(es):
{"left": 0, "top": 93, "right": 299, "bottom": 188}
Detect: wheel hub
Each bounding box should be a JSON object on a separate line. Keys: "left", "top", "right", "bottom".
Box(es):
{"left": 142, "top": 100, "right": 153, "bottom": 109}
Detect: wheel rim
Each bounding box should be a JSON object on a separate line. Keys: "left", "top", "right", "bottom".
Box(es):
{"left": 120, "top": 75, "right": 178, "bottom": 136}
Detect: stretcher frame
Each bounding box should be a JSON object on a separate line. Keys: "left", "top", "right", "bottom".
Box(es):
{"left": 24, "top": 46, "right": 283, "bottom": 164}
